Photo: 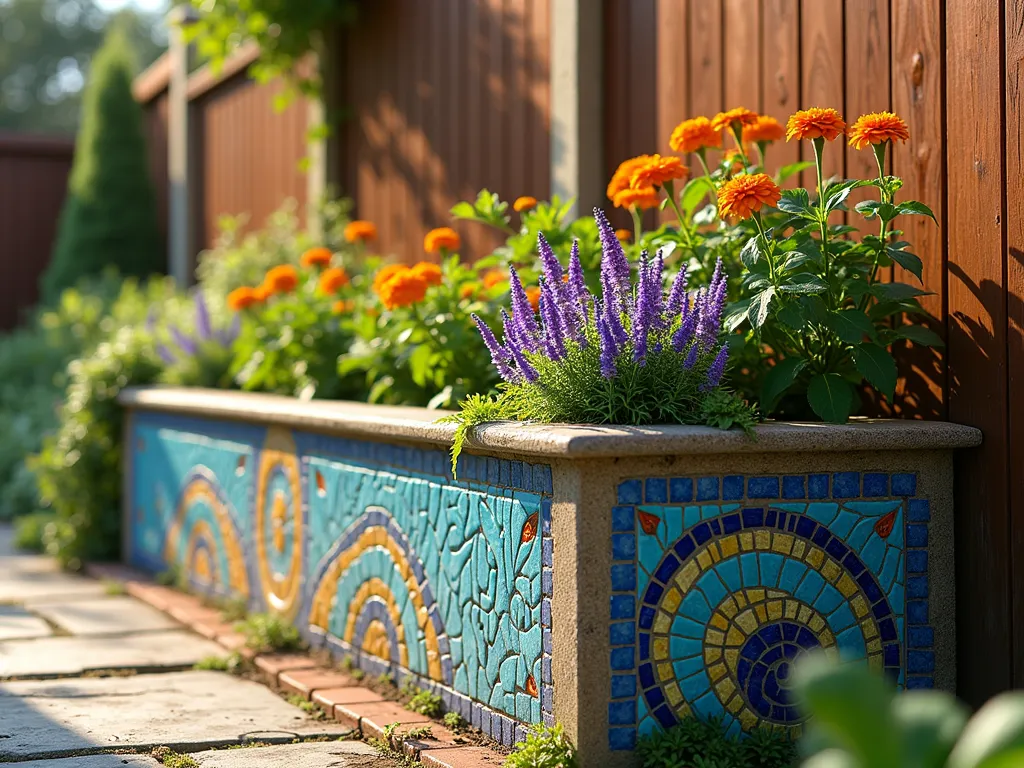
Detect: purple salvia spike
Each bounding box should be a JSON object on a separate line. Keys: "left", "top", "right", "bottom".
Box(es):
{"left": 224, "top": 312, "right": 241, "bottom": 345}
{"left": 672, "top": 308, "right": 699, "bottom": 353}
{"left": 536, "top": 232, "right": 565, "bottom": 292}
{"left": 683, "top": 342, "right": 699, "bottom": 370}
{"left": 632, "top": 252, "right": 651, "bottom": 365}
{"left": 473, "top": 313, "right": 517, "bottom": 382}
{"left": 704, "top": 345, "right": 729, "bottom": 389}
{"left": 594, "top": 207, "right": 631, "bottom": 297}
{"left": 508, "top": 266, "right": 540, "bottom": 353}
{"left": 502, "top": 311, "right": 538, "bottom": 383}
{"left": 698, "top": 258, "right": 727, "bottom": 347}
{"left": 667, "top": 263, "right": 689, "bottom": 317}
{"left": 169, "top": 326, "right": 197, "bottom": 357}
{"left": 145, "top": 308, "right": 158, "bottom": 333}
{"left": 649, "top": 251, "right": 666, "bottom": 330}
{"left": 194, "top": 291, "right": 212, "bottom": 342}
{"left": 539, "top": 282, "right": 566, "bottom": 361}
{"left": 156, "top": 343, "right": 176, "bottom": 365}
{"left": 599, "top": 253, "right": 629, "bottom": 347}
{"left": 567, "top": 241, "right": 586, "bottom": 307}
{"left": 596, "top": 302, "right": 618, "bottom": 379}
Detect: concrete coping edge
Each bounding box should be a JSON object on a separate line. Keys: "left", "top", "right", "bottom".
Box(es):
{"left": 118, "top": 386, "right": 983, "bottom": 458}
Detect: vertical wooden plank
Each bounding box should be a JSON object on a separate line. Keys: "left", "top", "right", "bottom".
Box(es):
{"left": 844, "top": 0, "right": 891, "bottom": 233}
{"left": 603, "top": 0, "right": 631, "bottom": 188}
{"left": 688, "top": 0, "right": 723, "bottom": 150}
{"left": 761, "top": 0, "right": 800, "bottom": 176}
{"left": 528, "top": 0, "right": 551, "bottom": 201}
{"left": 723, "top": 0, "right": 762, "bottom": 113}
{"left": 946, "top": 0, "right": 1010, "bottom": 706}
{"left": 1005, "top": 0, "right": 1024, "bottom": 690}
{"left": 801, "top": 0, "right": 845, "bottom": 180}
{"left": 506, "top": 0, "right": 527, "bottom": 203}
{"left": 891, "top": 0, "right": 946, "bottom": 419}
{"left": 655, "top": 0, "right": 689, "bottom": 157}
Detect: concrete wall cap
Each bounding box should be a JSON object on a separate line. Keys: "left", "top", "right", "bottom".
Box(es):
{"left": 118, "top": 386, "right": 983, "bottom": 458}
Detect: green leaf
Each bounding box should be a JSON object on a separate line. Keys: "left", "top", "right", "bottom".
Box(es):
{"left": 723, "top": 298, "right": 752, "bottom": 332}
{"left": 887, "top": 247, "right": 924, "bottom": 281}
{"left": 891, "top": 691, "right": 969, "bottom": 768}
{"left": 747, "top": 287, "right": 776, "bottom": 330}
{"left": 894, "top": 200, "right": 938, "bottom": 222}
{"left": 780, "top": 273, "right": 828, "bottom": 294}
{"left": 449, "top": 201, "right": 477, "bottom": 219}
{"left": 740, "top": 236, "right": 761, "bottom": 268}
{"left": 776, "top": 160, "right": 815, "bottom": 183}
{"left": 871, "top": 282, "right": 932, "bottom": 301}
{"left": 761, "top": 357, "right": 807, "bottom": 412}
{"left": 856, "top": 200, "right": 897, "bottom": 221}
{"left": 681, "top": 176, "right": 716, "bottom": 217}
{"left": 777, "top": 304, "right": 807, "bottom": 330}
{"left": 824, "top": 309, "right": 877, "bottom": 343}
{"left": 854, "top": 342, "right": 898, "bottom": 400}
{"left": 895, "top": 324, "right": 945, "bottom": 348}
{"left": 806, "top": 374, "right": 856, "bottom": 423}
{"left": 778, "top": 188, "right": 814, "bottom": 217}
{"left": 948, "top": 693, "right": 1024, "bottom": 768}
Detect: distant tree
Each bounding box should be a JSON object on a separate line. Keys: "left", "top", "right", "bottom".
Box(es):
{"left": 42, "top": 20, "right": 163, "bottom": 300}
{"left": 0, "top": 0, "right": 166, "bottom": 135}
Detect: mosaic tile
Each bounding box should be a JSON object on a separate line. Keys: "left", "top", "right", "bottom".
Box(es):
{"left": 607, "top": 470, "right": 933, "bottom": 748}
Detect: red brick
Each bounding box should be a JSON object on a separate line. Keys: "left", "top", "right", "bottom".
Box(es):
{"left": 124, "top": 583, "right": 174, "bottom": 611}
{"left": 192, "top": 619, "right": 238, "bottom": 641}
{"left": 279, "top": 668, "right": 354, "bottom": 699}
{"left": 334, "top": 700, "right": 429, "bottom": 734}
{"left": 85, "top": 563, "right": 142, "bottom": 582}
{"left": 398, "top": 725, "right": 465, "bottom": 758}
{"left": 313, "top": 685, "right": 384, "bottom": 715}
{"left": 169, "top": 603, "right": 222, "bottom": 627}
{"left": 215, "top": 632, "right": 256, "bottom": 659}
{"left": 254, "top": 653, "right": 319, "bottom": 683}
{"left": 420, "top": 746, "right": 505, "bottom": 768}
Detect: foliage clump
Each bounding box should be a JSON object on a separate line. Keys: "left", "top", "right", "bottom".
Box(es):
{"left": 407, "top": 689, "right": 444, "bottom": 718}
{"left": 237, "top": 612, "right": 303, "bottom": 652}
{"left": 636, "top": 716, "right": 795, "bottom": 768}
{"left": 503, "top": 724, "right": 578, "bottom": 768}
{"left": 42, "top": 21, "right": 162, "bottom": 301}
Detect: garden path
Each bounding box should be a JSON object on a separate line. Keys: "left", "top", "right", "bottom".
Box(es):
{"left": 0, "top": 525, "right": 392, "bottom": 767}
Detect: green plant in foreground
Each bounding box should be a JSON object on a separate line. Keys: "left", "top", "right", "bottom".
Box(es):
{"left": 103, "top": 579, "right": 126, "bottom": 596}
{"left": 237, "top": 613, "right": 302, "bottom": 652}
{"left": 193, "top": 652, "right": 243, "bottom": 674}
{"left": 503, "top": 724, "right": 578, "bottom": 768}
{"left": 442, "top": 712, "right": 467, "bottom": 733}
{"left": 152, "top": 747, "right": 199, "bottom": 768}
{"left": 407, "top": 690, "right": 444, "bottom": 718}
{"left": 794, "top": 654, "right": 1024, "bottom": 767}
{"left": 636, "top": 714, "right": 794, "bottom": 768}
{"left": 12, "top": 512, "right": 55, "bottom": 553}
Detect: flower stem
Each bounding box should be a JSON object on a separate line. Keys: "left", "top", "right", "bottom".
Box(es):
{"left": 662, "top": 180, "right": 689, "bottom": 230}
{"left": 630, "top": 206, "right": 643, "bottom": 246}
{"left": 811, "top": 137, "right": 832, "bottom": 308}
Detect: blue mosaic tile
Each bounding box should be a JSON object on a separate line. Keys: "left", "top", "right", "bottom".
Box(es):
{"left": 908, "top": 651, "right": 935, "bottom": 674}
{"left": 892, "top": 473, "right": 917, "bottom": 496}
{"left": 645, "top": 478, "right": 668, "bottom": 504}
{"left": 612, "top": 505, "right": 635, "bottom": 532}
{"left": 747, "top": 476, "right": 780, "bottom": 499}
{"left": 808, "top": 473, "right": 830, "bottom": 498}
{"left": 611, "top": 595, "right": 636, "bottom": 620}
{"left": 611, "top": 674, "right": 637, "bottom": 699}
{"left": 611, "top": 564, "right": 637, "bottom": 592}
{"left": 609, "top": 701, "right": 636, "bottom": 725}
{"left": 611, "top": 647, "right": 635, "bottom": 671}
{"left": 612, "top": 534, "right": 637, "bottom": 560}
{"left": 618, "top": 480, "right": 643, "bottom": 504}
{"left": 832, "top": 472, "right": 861, "bottom": 498}
{"left": 907, "top": 524, "right": 928, "bottom": 547}
{"left": 722, "top": 475, "right": 744, "bottom": 500}
{"left": 909, "top": 499, "right": 931, "bottom": 522}
{"left": 907, "top": 551, "right": 928, "bottom": 574}
{"left": 609, "top": 728, "right": 637, "bottom": 751}
{"left": 670, "top": 478, "right": 694, "bottom": 503}
{"left": 782, "top": 476, "right": 806, "bottom": 499}
{"left": 696, "top": 477, "right": 720, "bottom": 501}
{"left": 909, "top": 626, "right": 934, "bottom": 648}
{"left": 905, "top": 677, "right": 934, "bottom": 690}
{"left": 610, "top": 621, "right": 635, "bottom": 646}
{"left": 863, "top": 473, "right": 889, "bottom": 497}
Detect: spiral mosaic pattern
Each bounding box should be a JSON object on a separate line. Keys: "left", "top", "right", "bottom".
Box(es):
{"left": 255, "top": 428, "right": 303, "bottom": 617}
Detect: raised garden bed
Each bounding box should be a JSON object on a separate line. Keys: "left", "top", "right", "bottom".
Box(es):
{"left": 119, "top": 386, "right": 980, "bottom": 764}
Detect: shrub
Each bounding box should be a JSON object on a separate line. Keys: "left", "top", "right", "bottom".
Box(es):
{"left": 42, "top": 21, "right": 162, "bottom": 301}
{"left": 237, "top": 613, "right": 303, "bottom": 652}
{"left": 442, "top": 712, "right": 467, "bottom": 732}
{"left": 503, "top": 724, "right": 578, "bottom": 768}
{"left": 407, "top": 689, "right": 443, "bottom": 718}
{"left": 12, "top": 511, "right": 56, "bottom": 553}
{"left": 636, "top": 716, "right": 794, "bottom": 768}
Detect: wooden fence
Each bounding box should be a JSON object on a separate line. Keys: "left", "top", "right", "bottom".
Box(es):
{"left": 0, "top": 135, "right": 74, "bottom": 330}
{"left": 133, "top": 0, "right": 1024, "bottom": 704}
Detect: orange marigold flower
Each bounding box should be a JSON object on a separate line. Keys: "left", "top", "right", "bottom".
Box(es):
{"left": 786, "top": 107, "right": 847, "bottom": 142}
{"left": 227, "top": 286, "right": 258, "bottom": 311}
{"left": 482, "top": 269, "right": 508, "bottom": 289}
{"left": 424, "top": 227, "right": 461, "bottom": 254}
{"left": 717, "top": 173, "right": 783, "bottom": 220}
{"left": 513, "top": 196, "right": 538, "bottom": 212}
{"left": 331, "top": 299, "right": 354, "bottom": 314}
{"left": 669, "top": 116, "right": 723, "bottom": 154}
{"left": 344, "top": 220, "right": 377, "bottom": 243}
{"left": 264, "top": 264, "right": 299, "bottom": 295}
{"left": 607, "top": 154, "right": 654, "bottom": 200}
{"left": 318, "top": 266, "right": 350, "bottom": 294}
{"left": 710, "top": 107, "right": 759, "bottom": 132}
{"left": 525, "top": 286, "right": 541, "bottom": 312}
{"left": 742, "top": 115, "right": 786, "bottom": 144}
{"left": 847, "top": 111, "right": 910, "bottom": 150}
{"left": 410, "top": 261, "right": 443, "bottom": 286}
{"left": 630, "top": 154, "right": 689, "bottom": 189}
{"left": 378, "top": 270, "right": 429, "bottom": 310}
{"left": 252, "top": 285, "right": 271, "bottom": 302}
{"left": 372, "top": 264, "right": 408, "bottom": 295}
{"left": 612, "top": 186, "right": 660, "bottom": 210}
{"left": 300, "top": 247, "right": 332, "bottom": 268}
{"left": 614, "top": 229, "right": 631, "bottom": 242}
{"left": 460, "top": 283, "right": 479, "bottom": 300}
{"left": 724, "top": 147, "right": 750, "bottom": 171}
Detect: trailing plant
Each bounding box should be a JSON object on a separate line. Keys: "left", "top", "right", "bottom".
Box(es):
{"left": 793, "top": 653, "right": 1024, "bottom": 767}
{"left": 443, "top": 209, "right": 755, "bottom": 472}
{"left": 503, "top": 724, "right": 578, "bottom": 768}
{"left": 636, "top": 715, "right": 795, "bottom": 768}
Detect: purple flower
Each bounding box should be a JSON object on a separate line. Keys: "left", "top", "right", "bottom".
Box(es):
{"left": 156, "top": 343, "right": 176, "bottom": 364}
{"left": 169, "top": 326, "right": 197, "bottom": 357}
{"left": 600, "top": 256, "right": 629, "bottom": 348}
{"left": 508, "top": 266, "right": 540, "bottom": 352}
{"left": 697, "top": 259, "right": 726, "bottom": 347}
{"left": 566, "top": 241, "right": 586, "bottom": 309}
{"left": 502, "top": 310, "right": 538, "bottom": 382}
{"left": 595, "top": 207, "right": 630, "bottom": 298}
{"left": 667, "top": 262, "right": 689, "bottom": 317}
{"left": 672, "top": 302, "right": 699, "bottom": 352}
{"left": 632, "top": 253, "right": 653, "bottom": 364}
{"left": 194, "top": 291, "right": 212, "bottom": 342}
{"left": 539, "top": 280, "right": 567, "bottom": 361}
{"left": 474, "top": 313, "right": 516, "bottom": 382}
{"left": 536, "top": 232, "right": 565, "bottom": 291}
{"left": 684, "top": 342, "right": 698, "bottom": 370}
{"left": 705, "top": 345, "right": 729, "bottom": 389}
{"left": 649, "top": 251, "right": 666, "bottom": 330}
{"left": 596, "top": 301, "right": 618, "bottom": 379}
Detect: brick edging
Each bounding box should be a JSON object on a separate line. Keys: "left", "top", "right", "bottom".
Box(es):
{"left": 83, "top": 563, "right": 506, "bottom": 767}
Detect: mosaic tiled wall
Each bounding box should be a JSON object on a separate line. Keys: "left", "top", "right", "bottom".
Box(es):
{"left": 607, "top": 471, "right": 933, "bottom": 751}
{"left": 127, "top": 412, "right": 553, "bottom": 744}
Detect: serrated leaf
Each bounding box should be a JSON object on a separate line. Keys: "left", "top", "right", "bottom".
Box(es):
{"left": 747, "top": 287, "right": 776, "bottom": 329}
{"left": 854, "top": 342, "right": 897, "bottom": 400}
{"left": 887, "top": 247, "right": 924, "bottom": 281}
{"left": 761, "top": 357, "right": 807, "bottom": 412}
{"left": 681, "top": 176, "right": 716, "bottom": 217}
{"left": 777, "top": 304, "right": 807, "bottom": 330}
{"left": 723, "top": 298, "right": 752, "bottom": 332}
{"left": 807, "top": 373, "right": 856, "bottom": 423}
{"left": 871, "top": 282, "right": 932, "bottom": 301}
{"left": 824, "top": 309, "right": 877, "bottom": 343}
{"left": 778, "top": 188, "right": 814, "bottom": 217}
{"left": 895, "top": 324, "right": 945, "bottom": 348}
{"left": 780, "top": 274, "right": 829, "bottom": 294}
{"left": 895, "top": 200, "right": 938, "bottom": 222}
{"left": 741, "top": 236, "right": 761, "bottom": 268}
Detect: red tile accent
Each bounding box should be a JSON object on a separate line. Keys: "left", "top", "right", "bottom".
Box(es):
{"left": 420, "top": 746, "right": 506, "bottom": 768}
{"left": 313, "top": 686, "right": 384, "bottom": 715}
{"left": 279, "top": 668, "right": 355, "bottom": 699}
{"left": 254, "top": 653, "right": 319, "bottom": 683}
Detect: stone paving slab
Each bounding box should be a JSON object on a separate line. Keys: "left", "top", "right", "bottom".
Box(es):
{"left": 0, "top": 629, "right": 225, "bottom": 678}
{"left": 0, "top": 564, "right": 107, "bottom": 603}
{"left": 0, "top": 605, "right": 52, "bottom": 641}
{"left": 29, "top": 596, "right": 179, "bottom": 636}
{"left": 7, "top": 756, "right": 159, "bottom": 767}
{"left": 189, "top": 740, "right": 380, "bottom": 767}
{"left": 0, "top": 670, "right": 352, "bottom": 760}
